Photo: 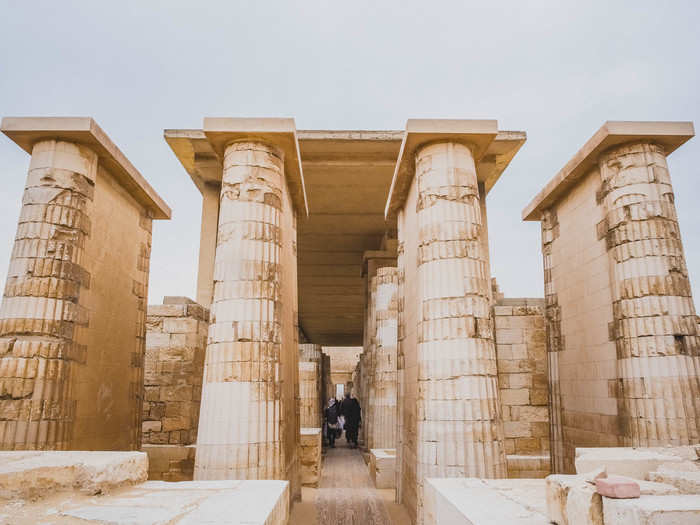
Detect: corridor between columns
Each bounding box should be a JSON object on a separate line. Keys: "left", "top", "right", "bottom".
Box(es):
{"left": 290, "top": 439, "right": 410, "bottom": 525}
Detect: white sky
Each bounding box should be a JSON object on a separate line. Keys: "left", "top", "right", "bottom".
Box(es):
{"left": 0, "top": 1, "right": 698, "bottom": 304}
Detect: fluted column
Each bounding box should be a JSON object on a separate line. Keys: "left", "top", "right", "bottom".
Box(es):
{"left": 195, "top": 141, "right": 286, "bottom": 480}
{"left": 415, "top": 142, "right": 506, "bottom": 498}
{"left": 600, "top": 142, "right": 700, "bottom": 446}
{"left": 299, "top": 344, "right": 323, "bottom": 428}
{"left": 369, "top": 266, "right": 398, "bottom": 449}
{"left": 0, "top": 140, "right": 96, "bottom": 450}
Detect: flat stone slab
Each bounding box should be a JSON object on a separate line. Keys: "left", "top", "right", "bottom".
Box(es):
{"left": 603, "top": 494, "right": 700, "bottom": 525}
{"left": 0, "top": 451, "right": 147, "bottom": 500}
{"left": 575, "top": 448, "right": 685, "bottom": 479}
{"left": 424, "top": 478, "right": 548, "bottom": 524}
{"left": 0, "top": 480, "right": 289, "bottom": 524}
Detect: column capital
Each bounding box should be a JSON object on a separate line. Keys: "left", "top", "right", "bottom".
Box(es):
{"left": 202, "top": 117, "right": 308, "bottom": 217}
{"left": 522, "top": 120, "right": 695, "bottom": 221}
{"left": 385, "top": 119, "right": 525, "bottom": 220}
{"left": 1, "top": 116, "right": 171, "bottom": 219}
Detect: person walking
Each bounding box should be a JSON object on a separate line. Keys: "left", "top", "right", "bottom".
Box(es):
{"left": 324, "top": 398, "right": 340, "bottom": 448}
{"left": 339, "top": 392, "right": 361, "bottom": 448}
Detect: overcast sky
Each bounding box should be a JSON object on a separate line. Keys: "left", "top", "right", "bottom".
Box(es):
{"left": 1, "top": 1, "right": 698, "bottom": 306}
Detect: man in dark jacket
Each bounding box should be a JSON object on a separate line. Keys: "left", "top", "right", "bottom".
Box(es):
{"left": 339, "top": 392, "right": 361, "bottom": 448}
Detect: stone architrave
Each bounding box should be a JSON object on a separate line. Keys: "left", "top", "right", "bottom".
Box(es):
{"left": 190, "top": 119, "right": 307, "bottom": 500}
{"left": 0, "top": 117, "right": 170, "bottom": 451}
{"left": 386, "top": 120, "right": 524, "bottom": 523}
{"left": 523, "top": 121, "right": 700, "bottom": 472}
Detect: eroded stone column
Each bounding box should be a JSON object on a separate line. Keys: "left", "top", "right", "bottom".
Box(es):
{"left": 0, "top": 140, "right": 95, "bottom": 450}
{"left": 364, "top": 275, "right": 378, "bottom": 449}
{"left": 195, "top": 141, "right": 286, "bottom": 480}
{"left": 369, "top": 267, "right": 398, "bottom": 449}
{"left": 299, "top": 344, "right": 322, "bottom": 428}
{"left": 599, "top": 142, "right": 700, "bottom": 446}
{"left": 541, "top": 209, "right": 566, "bottom": 473}
{"left": 415, "top": 142, "right": 506, "bottom": 498}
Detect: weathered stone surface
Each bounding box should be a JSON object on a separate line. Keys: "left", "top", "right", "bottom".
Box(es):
{"left": 595, "top": 475, "right": 640, "bottom": 498}
{"left": 602, "top": 494, "right": 700, "bottom": 525}
{"left": 575, "top": 448, "right": 685, "bottom": 480}
{"left": 546, "top": 474, "right": 603, "bottom": 525}
{"left": 0, "top": 479, "right": 289, "bottom": 524}
{"left": 370, "top": 448, "right": 396, "bottom": 489}
{"left": 0, "top": 451, "right": 147, "bottom": 500}
{"left": 142, "top": 444, "right": 196, "bottom": 481}
{"left": 648, "top": 467, "right": 700, "bottom": 495}
{"left": 299, "top": 344, "right": 322, "bottom": 428}
{"left": 300, "top": 428, "right": 321, "bottom": 487}
{"left": 424, "top": 478, "right": 548, "bottom": 525}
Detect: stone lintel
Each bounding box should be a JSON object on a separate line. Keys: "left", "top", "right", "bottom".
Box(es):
{"left": 384, "top": 119, "right": 525, "bottom": 219}
{"left": 1, "top": 116, "right": 171, "bottom": 219}
{"left": 203, "top": 117, "right": 308, "bottom": 217}
{"left": 522, "top": 120, "right": 695, "bottom": 221}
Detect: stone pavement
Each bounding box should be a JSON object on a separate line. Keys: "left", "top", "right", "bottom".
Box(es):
{"left": 290, "top": 439, "right": 410, "bottom": 525}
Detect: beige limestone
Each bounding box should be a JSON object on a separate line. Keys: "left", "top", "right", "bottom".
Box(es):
{"left": 142, "top": 444, "right": 196, "bottom": 481}
{"left": 602, "top": 495, "right": 700, "bottom": 525}
{"left": 143, "top": 297, "right": 208, "bottom": 447}
{"left": 188, "top": 119, "right": 303, "bottom": 505}
{"left": 523, "top": 121, "right": 700, "bottom": 472}
{"left": 300, "top": 427, "right": 322, "bottom": 487}
{"left": 0, "top": 479, "right": 290, "bottom": 524}
{"left": 370, "top": 448, "right": 396, "bottom": 489}
{"left": 0, "top": 451, "right": 147, "bottom": 500}
{"left": 575, "top": 448, "right": 685, "bottom": 480}
{"left": 299, "top": 344, "right": 323, "bottom": 428}
{"left": 494, "top": 298, "right": 551, "bottom": 478}
{"left": 0, "top": 117, "right": 169, "bottom": 452}
{"left": 424, "top": 478, "right": 548, "bottom": 525}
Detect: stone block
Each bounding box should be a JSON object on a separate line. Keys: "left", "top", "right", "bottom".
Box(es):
{"left": 602, "top": 495, "right": 700, "bottom": 525}
{"left": 0, "top": 451, "right": 147, "bottom": 500}
{"left": 300, "top": 428, "right": 322, "bottom": 487}
{"left": 575, "top": 448, "right": 685, "bottom": 480}
{"left": 546, "top": 474, "right": 603, "bottom": 525}
{"left": 595, "top": 475, "right": 640, "bottom": 498}
{"left": 142, "top": 420, "right": 162, "bottom": 433}
{"left": 370, "top": 448, "right": 396, "bottom": 489}
{"left": 647, "top": 468, "right": 700, "bottom": 495}
{"left": 501, "top": 388, "right": 530, "bottom": 406}
{"left": 0, "top": 479, "right": 290, "bottom": 524}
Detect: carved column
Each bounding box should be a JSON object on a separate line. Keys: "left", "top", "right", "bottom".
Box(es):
{"left": 195, "top": 141, "right": 286, "bottom": 480}
{"left": 299, "top": 343, "right": 323, "bottom": 428}
{"left": 370, "top": 266, "right": 398, "bottom": 449}
{"left": 0, "top": 140, "right": 95, "bottom": 450}
{"left": 599, "top": 142, "right": 700, "bottom": 446}
{"left": 415, "top": 142, "right": 506, "bottom": 491}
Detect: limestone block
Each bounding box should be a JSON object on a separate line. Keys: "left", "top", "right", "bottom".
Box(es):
{"left": 0, "top": 451, "right": 147, "bottom": 500}
{"left": 602, "top": 495, "right": 700, "bottom": 525}
{"left": 647, "top": 468, "right": 700, "bottom": 495}
{"left": 507, "top": 454, "right": 550, "bottom": 478}
{"left": 595, "top": 475, "right": 640, "bottom": 498}
{"left": 370, "top": 449, "right": 396, "bottom": 489}
{"left": 425, "top": 478, "right": 548, "bottom": 525}
{"left": 0, "top": 479, "right": 289, "bottom": 524}
{"left": 575, "top": 448, "right": 684, "bottom": 480}
{"left": 142, "top": 444, "right": 196, "bottom": 481}
{"left": 300, "top": 428, "right": 322, "bottom": 487}
{"left": 546, "top": 474, "right": 603, "bottom": 525}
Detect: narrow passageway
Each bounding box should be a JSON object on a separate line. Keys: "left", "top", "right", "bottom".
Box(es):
{"left": 290, "top": 438, "right": 410, "bottom": 525}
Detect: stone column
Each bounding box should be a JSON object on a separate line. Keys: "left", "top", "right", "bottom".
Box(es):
{"left": 369, "top": 267, "right": 398, "bottom": 449}
{"left": 0, "top": 140, "right": 96, "bottom": 450}
{"left": 415, "top": 142, "right": 506, "bottom": 481}
{"left": 195, "top": 141, "right": 286, "bottom": 480}
{"left": 299, "top": 344, "right": 322, "bottom": 428}
{"left": 364, "top": 275, "right": 378, "bottom": 449}
{"left": 599, "top": 142, "right": 700, "bottom": 446}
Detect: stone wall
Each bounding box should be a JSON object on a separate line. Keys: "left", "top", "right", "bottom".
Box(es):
{"left": 493, "top": 299, "right": 550, "bottom": 478}
{"left": 142, "top": 297, "right": 208, "bottom": 445}
{"left": 142, "top": 444, "right": 196, "bottom": 481}
{"left": 0, "top": 126, "right": 168, "bottom": 451}
{"left": 528, "top": 128, "right": 700, "bottom": 474}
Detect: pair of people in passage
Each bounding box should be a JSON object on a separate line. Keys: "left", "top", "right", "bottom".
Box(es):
{"left": 324, "top": 392, "right": 361, "bottom": 448}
